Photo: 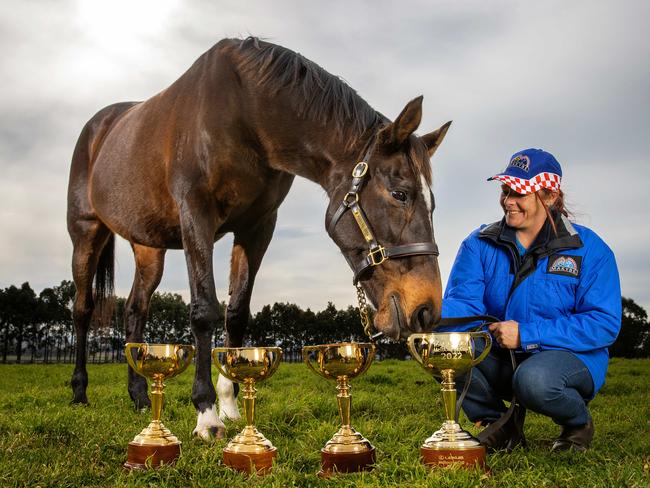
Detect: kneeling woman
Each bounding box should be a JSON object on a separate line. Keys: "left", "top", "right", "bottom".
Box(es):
{"left": 441, "top": 148, "right": 621, "bottom": 452}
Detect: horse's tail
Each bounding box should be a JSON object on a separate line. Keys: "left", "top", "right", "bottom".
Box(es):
{"left": 73, "top": 102, "right": 137, "bottom": 315}
{"left": 94, "top": 233, "right": 115, "bottom": 313}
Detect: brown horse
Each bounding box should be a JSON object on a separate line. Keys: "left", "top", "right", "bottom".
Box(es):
{"left": 67, "top": 37, "right": 450, "bottom": 438}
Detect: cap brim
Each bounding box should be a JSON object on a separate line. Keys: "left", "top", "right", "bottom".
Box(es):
{"left": 488, "top": 173, "right": 561, "bottom": 195}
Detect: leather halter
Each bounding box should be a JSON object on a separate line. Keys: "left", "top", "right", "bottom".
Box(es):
{"left": 326, "top": 149, "right": 440, "bottom": 284}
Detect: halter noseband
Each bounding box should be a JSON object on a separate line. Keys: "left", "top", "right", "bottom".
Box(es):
{"left": 326, "top": 154, "right": 440, "bottom": 285}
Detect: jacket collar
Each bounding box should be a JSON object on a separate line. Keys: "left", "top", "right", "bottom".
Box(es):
{"left": 479, "top": 212, "right": 583, "bottom": 254}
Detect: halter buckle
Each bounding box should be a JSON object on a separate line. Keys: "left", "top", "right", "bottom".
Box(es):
{"left": 368, "top": 246, "right": 388, "bottom": 266}
{"left": 352, "top": 161, "right": 368, "bottom": 178}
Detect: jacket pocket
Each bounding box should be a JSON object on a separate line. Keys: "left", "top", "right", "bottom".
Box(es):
{"left": 531, "top": 274, "right": 577, "bottom": 319}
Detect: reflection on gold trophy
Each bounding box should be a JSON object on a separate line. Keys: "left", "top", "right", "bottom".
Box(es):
{"left": 212, "top": 347, "right": 282, "bottom": 475}
{"left": 302, "top": 342, "right": 376, "bottom": 477}
{"left": 408, "top": 332, "right": 492, "bottom": 470}
{"left": 123, "top": 343, "right": 195, "bottom": 470}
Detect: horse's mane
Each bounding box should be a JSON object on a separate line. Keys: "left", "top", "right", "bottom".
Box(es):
{"left": 231, "top": 37, "right": 381, "bottom": 147}
{"left": 229, "top": 37, "right": 431, "bottom": 183}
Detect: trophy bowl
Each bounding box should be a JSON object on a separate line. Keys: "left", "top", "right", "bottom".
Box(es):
{"left": 302, "top": 342, "right": 376, "bottom": 477}
{"left": 123, "top": 343, "right": 195, "bottom": 470}
{"left": 212, "top": 347, "right": 282, "bottom": 475}
{"left": 408, "top": 332, "right": 491, "bottom": 470}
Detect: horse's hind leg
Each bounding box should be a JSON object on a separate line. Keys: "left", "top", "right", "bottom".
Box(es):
{"left": 125, "top": 243, "right": 166, "bottom": 410}
{"left": 217, "top": 211, "right": 279, "bottom": 421}
{"left": 69, "top": 220, "right": 112, "bottom": 404}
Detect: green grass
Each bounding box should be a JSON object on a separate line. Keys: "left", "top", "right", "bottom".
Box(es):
{"left": 0, "top": 358, "right": 648, "bottom": 487}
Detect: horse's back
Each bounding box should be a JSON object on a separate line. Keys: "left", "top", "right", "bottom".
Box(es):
{"left": 74, "top": 39, "right": 294, "bottom": 248}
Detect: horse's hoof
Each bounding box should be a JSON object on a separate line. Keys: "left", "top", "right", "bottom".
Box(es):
{"left": 132, "top": 398, "right": 151, "bottom": 411}
{"left": 193, "top": 425, "right": 225, "bottom": 441}
{"left": 71, "top": 396, "right": 89, "bottom": 406}
{"left": 193, "top": 405, "right": 225, "bottom": 441}
{"left": 211, "top": 426, "right": 226, "bottom": 439}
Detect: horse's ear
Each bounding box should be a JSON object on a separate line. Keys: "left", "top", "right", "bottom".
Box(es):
{"left": 421, "top": 121, "right": 452, "bottom": 158}
{"left": 382, "top": 96, "right": 423, "bottom": 147}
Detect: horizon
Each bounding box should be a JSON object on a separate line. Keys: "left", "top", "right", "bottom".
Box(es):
{"left": 1, "top": 1, "right": 649, "bottom": 314}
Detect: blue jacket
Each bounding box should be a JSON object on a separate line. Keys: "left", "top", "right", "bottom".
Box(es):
{"left": 441, "top": 213, "right": 621, "bottom": 395}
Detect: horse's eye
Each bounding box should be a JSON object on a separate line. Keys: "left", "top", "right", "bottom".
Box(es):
{"left": 391, "top": 190, "right": 407, "bottom": 202}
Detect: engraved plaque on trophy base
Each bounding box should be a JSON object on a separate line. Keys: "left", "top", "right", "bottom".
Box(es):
{"left": 421, "top": 445, "right": 486, "bottom": 469}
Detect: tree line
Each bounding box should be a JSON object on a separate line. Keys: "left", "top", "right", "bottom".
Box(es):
{"left": 1, "top": 280, "right": 649, "bottom": 363}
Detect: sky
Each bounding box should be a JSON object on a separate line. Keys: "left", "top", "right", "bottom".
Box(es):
{"left": 1, "top": 0, "right": 649, "bottom": 315}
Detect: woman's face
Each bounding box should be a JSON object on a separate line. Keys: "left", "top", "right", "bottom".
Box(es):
{"left": 499, "top": 185, "right": 552, "bottom": 232}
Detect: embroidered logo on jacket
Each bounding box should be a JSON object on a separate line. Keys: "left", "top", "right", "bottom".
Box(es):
{"left": 547, "top": 255, "right": 582, "bottom": 278}
{"left": 509, "top": 155, "right": 530, "bottom": 172}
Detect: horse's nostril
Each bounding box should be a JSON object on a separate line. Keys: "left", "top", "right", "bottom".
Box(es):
{"left": 411, "top": 304, "right": 433, "bottom": 332}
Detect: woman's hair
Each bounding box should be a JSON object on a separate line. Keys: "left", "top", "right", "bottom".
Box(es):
{"left": 536, "top": 189, "right": 572, "bottom": 235}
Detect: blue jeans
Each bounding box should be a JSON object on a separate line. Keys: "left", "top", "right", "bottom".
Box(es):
{"left": 457, "top": 345, "right": 594, "bottom": 427}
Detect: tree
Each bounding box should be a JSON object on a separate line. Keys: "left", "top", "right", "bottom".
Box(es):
{"left": 0, "top": 283, "right": 39, "bottom": 363}
{"left": 609, "top": 297, "right": 650, "bottom": 358}
{"left": 38, "top": 281, "right": 75, "bottom": 362}
{"left": 147, "top": 292, "right": 192, "bottom": 343}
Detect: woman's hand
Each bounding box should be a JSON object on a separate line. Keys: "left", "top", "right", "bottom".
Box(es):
{"left": 488, "top": 320, "right": 521, "bottom": 349}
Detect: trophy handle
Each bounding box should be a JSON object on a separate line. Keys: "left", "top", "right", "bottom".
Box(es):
{"left": 170, "top": 344, "right": 195, "bottom": 378}
{"left": 357, "top": 344, "right": 376, "bottom": 376}
{"left": 302, "top": 346, "right": 322, "bottom": 378}
{"left": 469, "top": 332, "right": 492, "bottom": 366}
{"left": 266, "top": 348, "right": 283, "bottom": 377}
{"left": 212, "top": 348, "right": 237, "bottom": 383}
{"left": 125, "top": 343, "right": 147, "bottom": 378}
{"left": 407, "top": 334, "right": 426, "bottom": 365}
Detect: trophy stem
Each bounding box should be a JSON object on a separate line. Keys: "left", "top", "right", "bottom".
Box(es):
{"left": 243, "top": 379, "right": 257, "bottom": 427}
{"left": 336, "top": 376, "right": 351, "bottom": 428}
{"left": 151, "top": 375, "right": 165, "bottom": 423}
{"left": 440, "top": 369, "right": 457, "bottom": 423}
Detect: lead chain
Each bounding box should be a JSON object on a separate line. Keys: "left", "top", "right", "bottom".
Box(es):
{"left": 355, "top": 283, "right": 374, "bottom": 341}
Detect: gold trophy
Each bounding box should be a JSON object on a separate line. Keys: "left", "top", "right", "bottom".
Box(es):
{"left": 212, "top": 347, "right": 282, "bottom": 475}
{"left": 407, "top": 332, "right": 492, "bottom": 470}
{"left": 123, "top": 343, "right": 195, "bottom": 470}
{"left": 302, "top": 342, "right": 376, "bottom": 477}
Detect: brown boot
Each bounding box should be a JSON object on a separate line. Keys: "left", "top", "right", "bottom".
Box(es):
{"left": 477, "top": 404, "right": 527, "bottom": 453}
{"left": 551, "top": 419, "right": 594, "bottom": 452}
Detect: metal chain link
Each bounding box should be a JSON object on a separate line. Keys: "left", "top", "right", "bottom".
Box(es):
{"left": 355, "top": 283, "right": 374, "bottom": 341}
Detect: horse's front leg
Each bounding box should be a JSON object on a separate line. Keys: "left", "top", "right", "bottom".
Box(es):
{"left": 218, "top": 212, "right": 279, "bottom": 422}
{"left": 179, "top": 201, "right": 225, "bottom": 440}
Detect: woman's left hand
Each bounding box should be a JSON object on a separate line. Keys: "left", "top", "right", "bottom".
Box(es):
{"left": 488, "top": 320, "right": 521, "bottom": 349}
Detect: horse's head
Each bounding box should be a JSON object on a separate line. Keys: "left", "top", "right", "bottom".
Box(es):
{"left": 326, "top": 96, "right": 450, "bottom": 340}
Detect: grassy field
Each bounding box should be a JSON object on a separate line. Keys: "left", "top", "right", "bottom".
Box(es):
{"left": 0, "top": 358, "right": 648, "bottom": 487}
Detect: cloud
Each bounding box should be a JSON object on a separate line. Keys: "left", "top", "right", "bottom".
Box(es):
{"left": 1, "top": 0, "right": 649, "bottom": 316}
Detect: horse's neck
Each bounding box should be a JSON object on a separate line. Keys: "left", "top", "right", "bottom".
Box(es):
{"left": 265, "top": 125, "right": 371, "bottom": 195}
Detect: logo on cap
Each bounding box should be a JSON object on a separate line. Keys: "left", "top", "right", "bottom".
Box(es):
{"left": 547, "top": 255, "right": 582, "bottom": 278}
{"left": 509, "top": 155, "right": 530, "bottom": 172}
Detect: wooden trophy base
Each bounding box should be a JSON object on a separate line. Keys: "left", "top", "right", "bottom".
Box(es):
{"left": 124, "top": 442, "right": 181, "bottom": 470}
{"left": 223, "top": 448, "right": 277, "bottom": 475}
{"left": 318, "top": 447, "right": 376, "bottom": 477}
{"left": 421, "top": 445, "right": 487, "bottom": 470}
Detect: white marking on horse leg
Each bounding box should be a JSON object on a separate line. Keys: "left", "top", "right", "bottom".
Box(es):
{"left": 192, "top": 404, "right": 225, "bottom": 441}
{"left": 217, "top": 374, "right": 241, "bottom": 421}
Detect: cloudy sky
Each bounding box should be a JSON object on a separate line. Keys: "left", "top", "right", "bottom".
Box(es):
{"left": 1, "top": 0, "right": 649, "bottom": 315}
